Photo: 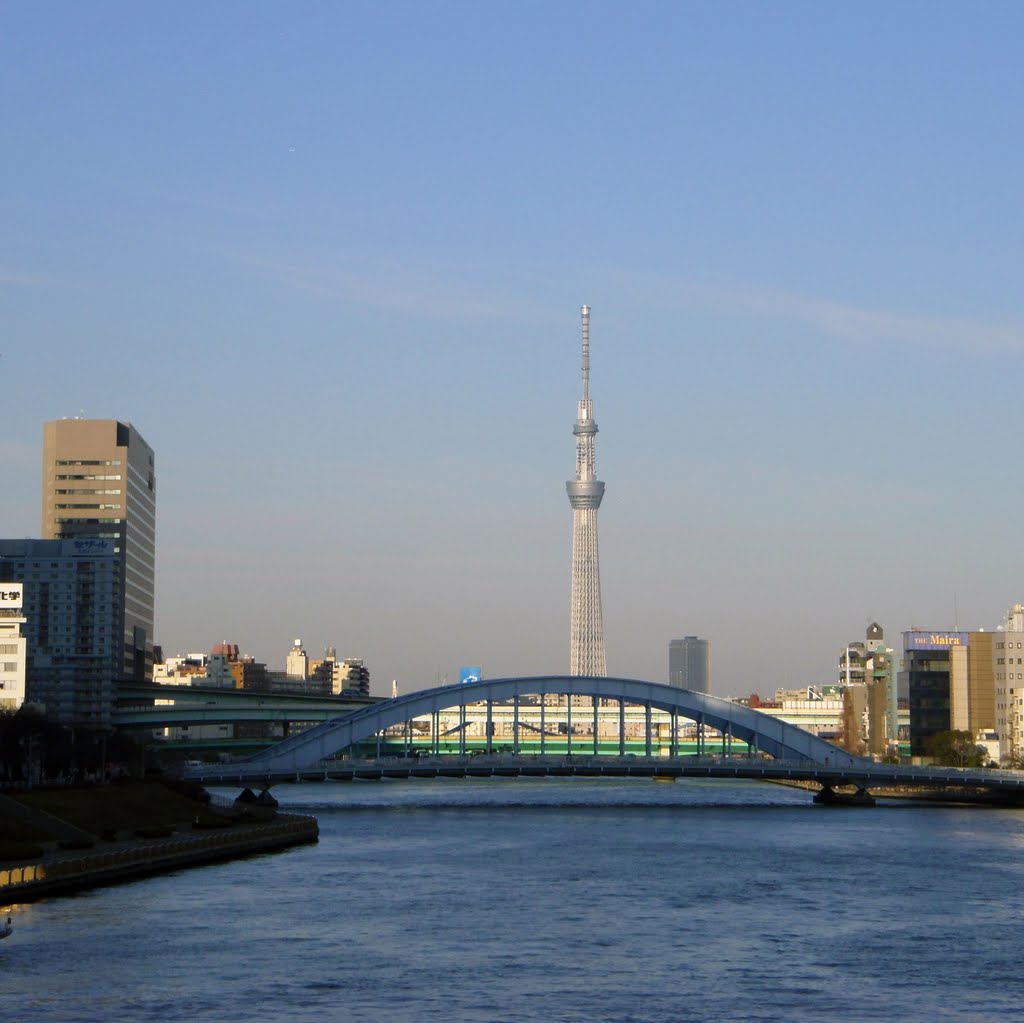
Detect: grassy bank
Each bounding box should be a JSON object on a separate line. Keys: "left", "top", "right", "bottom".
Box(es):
{"left": 0, "top": 779, "right": 249, "bottom": 861}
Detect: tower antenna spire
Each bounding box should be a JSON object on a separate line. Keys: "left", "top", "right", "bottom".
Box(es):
{"left": 580, "top": 304, "right": 590, "bottom": 402}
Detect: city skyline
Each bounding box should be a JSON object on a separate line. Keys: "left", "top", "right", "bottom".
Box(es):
{"left": 5, "top": 6, "right": 1024, "bottom": 694}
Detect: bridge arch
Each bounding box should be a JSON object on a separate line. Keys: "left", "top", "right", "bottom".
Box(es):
{"left": 227, "top": 676, "right": 861, "bottom": 773}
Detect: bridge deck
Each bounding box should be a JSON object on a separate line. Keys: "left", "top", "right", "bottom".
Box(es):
{"left": 188, "top": 753, "right": 1024, "bottom": 805}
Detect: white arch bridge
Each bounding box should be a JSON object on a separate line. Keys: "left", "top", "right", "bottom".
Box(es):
{"left": 183, "top": 676, "right": 1024, "bottom": 804}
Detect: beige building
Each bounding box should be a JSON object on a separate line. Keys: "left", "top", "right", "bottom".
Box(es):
{"left": 42, "top": 419, "right": 156, "bottom": 681}
{"left": 950, "top": 632, "right": 995, "bottom": 738}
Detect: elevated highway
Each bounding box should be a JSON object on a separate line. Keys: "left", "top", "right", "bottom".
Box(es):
{"left": 114, "top": 680, "right": 378, "bottom": 729}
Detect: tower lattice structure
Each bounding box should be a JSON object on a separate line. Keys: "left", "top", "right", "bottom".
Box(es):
{"left": 566, "top": 305, "right": 607, "bottom": 676}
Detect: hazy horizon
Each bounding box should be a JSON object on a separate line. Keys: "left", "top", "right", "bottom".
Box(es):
{"left": 5, "top": 3, "right": 1024, "bottom": 696}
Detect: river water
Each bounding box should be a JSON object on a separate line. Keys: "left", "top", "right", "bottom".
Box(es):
{"left": 5, "top": 777, "right": 1024, "bottom": 1023}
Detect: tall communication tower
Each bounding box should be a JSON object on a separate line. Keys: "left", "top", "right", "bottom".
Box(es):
{"left": 566, "top": 305, "right": 607, "bottom": 676}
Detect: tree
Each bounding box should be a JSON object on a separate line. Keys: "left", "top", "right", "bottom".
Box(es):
{"left": 927, "top": 730, "right": 989, "bottom": 768}
{"left": 1004, "top": 748, "right": 1024, "bottom": 771}
{"left": 0, "top": 708, "right": 68, "bottom": 784}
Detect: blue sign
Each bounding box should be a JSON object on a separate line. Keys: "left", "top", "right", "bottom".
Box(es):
{"left": 459, "top": 666, "right": 482, "bottom": 685}
{"left": 72, "top": 539, "right": 113, "bottom": 555}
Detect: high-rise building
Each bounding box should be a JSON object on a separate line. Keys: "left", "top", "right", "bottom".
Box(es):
{"left": 993, "top": 604, "right": 1024, "bottom": 762}
{"left": 668, "top": 636, "right": 710, "bottom": 694}
{"left": 566, "top": 305, "right": 607, "bottom": 676}
{"left": 901, "top": 630, "right": 964, "bottom": 757}
{"left": 286, "top": 639, "right": 309, "bottom": 680}
{"left": 0, "top": 538, "right": 119, "bottom": 727}
{"left": 335, "top": 658, "right": 370, "bottom": 696}
{"left": 838, "top": 623, "right": 896, "bottom": 756}
{"left": 42, "top": 419, "right": 156, "bottom": 681}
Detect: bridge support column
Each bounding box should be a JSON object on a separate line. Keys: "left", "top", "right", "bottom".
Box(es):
{"left": 541, "top": 699, "right": 546, "bottom": 755}
{"left": 645, "top": 702, "right": 652, "bottom": 758}
{"left": 513, "top": 696, "right": 519, "bottom": 754}
{"left": 593, "top": 699, "right": 599, "bottom": 755}
{"left": 459, "top": 705, "right": 466, "bottom": 756}
{"left": 486, "top": 699, "right": 493, "bottom": 754}
{"left": 567, "top": 698, "right": 573, "bottom": 756}
{"left": 697, "top": 715, "right": 704, "bottom": 757}
{"left": 432, "top": 710, "right": 439, "bottom": 755}
{"left": 618, "top": 699, "right": 625, "bottom": 756}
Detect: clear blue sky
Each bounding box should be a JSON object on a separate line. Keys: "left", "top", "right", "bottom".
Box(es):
{"left": 4, "top": 2, "right": 1024, "bottom": 695}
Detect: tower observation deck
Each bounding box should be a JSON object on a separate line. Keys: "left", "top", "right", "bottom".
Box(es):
{"left": 567, "top": 305, "right": 607, "bottom": 676}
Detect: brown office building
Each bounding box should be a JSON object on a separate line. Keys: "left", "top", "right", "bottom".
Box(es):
{"left": 42, "top": 419, "right": 156, "bottom": 682}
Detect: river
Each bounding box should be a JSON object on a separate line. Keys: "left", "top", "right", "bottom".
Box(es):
{"left": 5, "top": 777, "right": 1024, "bottom": 1022}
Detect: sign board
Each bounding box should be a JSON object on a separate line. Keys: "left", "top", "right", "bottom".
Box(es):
{"left": 903, "top": 631, "right": 968, "bottom": 651}
{"left": 71, "top": 539, "right": 113, "bottom": 555}
{"left": 459, "top": 666, "right": 482, "bottom": 685}
{"left": 0, "top": 584, "right": 22, "bottom": 609}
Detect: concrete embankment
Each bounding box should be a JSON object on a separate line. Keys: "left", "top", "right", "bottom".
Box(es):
{"left": 0, "top": 812, "right": 318, "bottom": 903}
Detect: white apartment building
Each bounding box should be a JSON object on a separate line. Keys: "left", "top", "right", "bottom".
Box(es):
{"left": 0, "top": 584, "right": 27, "bottom": 711}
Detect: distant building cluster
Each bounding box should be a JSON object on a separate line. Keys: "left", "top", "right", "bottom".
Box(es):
{"left": 900, "top": 605, "right": 1024, "bottom": 764}
{"left": 730, "top": 612, "right": 1024, "bottom": 766}
{"left": 154, "top": 640, "right": 370, "bottom": 698}
{"left": 0, "top": 419, "right": 371, "bottom": 737}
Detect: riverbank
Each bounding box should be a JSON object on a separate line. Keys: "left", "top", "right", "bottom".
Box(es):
{"left": 0, "top": 780, "right": 318, "bottom": 904}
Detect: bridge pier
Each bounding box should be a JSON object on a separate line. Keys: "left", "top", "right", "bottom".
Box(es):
{"left": 814, "top": 785, "right": 876, "bottom": 807}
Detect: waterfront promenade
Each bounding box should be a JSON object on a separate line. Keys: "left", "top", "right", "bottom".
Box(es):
{"left": 0, "top": 801, "right": 318, "bottom": 903}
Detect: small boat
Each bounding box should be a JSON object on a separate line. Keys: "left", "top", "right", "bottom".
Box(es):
{"left": 0, "top": 917, "right": 11, "bottom": 940}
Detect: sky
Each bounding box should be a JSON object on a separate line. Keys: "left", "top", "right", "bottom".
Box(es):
{"left": 4, "top": 2, "right": 1024, "bottom": 697}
